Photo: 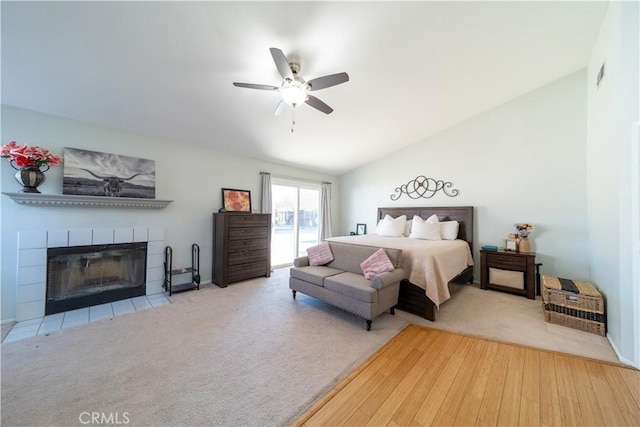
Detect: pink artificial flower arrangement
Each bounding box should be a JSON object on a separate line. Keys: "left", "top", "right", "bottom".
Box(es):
{"left": 0, "top": 141, "right": 62, "bottom": 169}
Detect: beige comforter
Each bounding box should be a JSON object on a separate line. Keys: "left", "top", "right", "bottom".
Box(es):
{"left": 326, "top": 235, "right": 473, "bottom": 307}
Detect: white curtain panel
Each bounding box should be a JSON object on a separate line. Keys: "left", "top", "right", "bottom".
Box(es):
{"left": 261, "top": 172, "right": 272, "bottom": 214}
{"left": 320, "top": 182, "right": 332, "bottom": 240}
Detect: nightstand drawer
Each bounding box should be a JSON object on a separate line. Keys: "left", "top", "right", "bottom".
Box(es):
{"left": 486, "top": 254, "right": 527, "bottom": 270}
{"left": 480, "top": 249, "right": 536, "bottom": 300}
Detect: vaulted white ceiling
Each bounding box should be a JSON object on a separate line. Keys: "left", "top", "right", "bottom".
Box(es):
{"left": 1, "top": 1, "right": 607, "bottom": 175}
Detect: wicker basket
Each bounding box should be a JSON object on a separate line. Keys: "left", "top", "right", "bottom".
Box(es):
{"left": 542, "top": 276, "right": 606, "bottom": 336}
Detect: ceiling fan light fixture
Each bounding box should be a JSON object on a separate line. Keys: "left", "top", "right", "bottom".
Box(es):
{"left": 233, "top": 48, "right": 348, "bottom": 115}
{"left": 280, "top": 80, "right": 308, "bottom": 106}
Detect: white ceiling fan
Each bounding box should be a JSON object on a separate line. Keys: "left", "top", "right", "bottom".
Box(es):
{"left": 233, "top": 48, "right": 349, "bottom": 115}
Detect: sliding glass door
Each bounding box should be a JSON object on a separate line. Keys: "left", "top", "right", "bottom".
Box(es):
{"left": 271, "top": 179, "right": 320, "bottom": 267}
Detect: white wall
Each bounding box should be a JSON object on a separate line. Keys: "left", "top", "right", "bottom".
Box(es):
{"left": 1, "top": 105, "right": 339, "bottom": 322}
{"left": 340, "top": 71, "right": 589, "bottom": 283}
{"left": 587, "top": 0, "right": 639, "bottom": 367}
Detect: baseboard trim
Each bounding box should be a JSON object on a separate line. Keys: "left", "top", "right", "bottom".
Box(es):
{"left": 607, "top": 332, "right": 639, "bottom": 369}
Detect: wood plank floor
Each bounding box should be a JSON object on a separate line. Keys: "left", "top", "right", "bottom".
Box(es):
{"left": 294, "top": 324, "right": 640, "bottom": 426}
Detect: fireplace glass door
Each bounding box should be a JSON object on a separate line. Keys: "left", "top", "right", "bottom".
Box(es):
{"left": 46, "top": 242, "right": 147, "bottom": 314}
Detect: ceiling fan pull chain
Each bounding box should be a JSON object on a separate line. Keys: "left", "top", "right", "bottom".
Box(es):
{"left": 291, "top": 108, "right": 296, "bottom": 133}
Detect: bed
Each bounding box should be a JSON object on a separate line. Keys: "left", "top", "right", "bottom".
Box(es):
{"left": 327, "top": 206, "right": 474, "bottom": 321}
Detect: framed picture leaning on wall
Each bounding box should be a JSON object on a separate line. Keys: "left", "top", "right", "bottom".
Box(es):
{"left": 356, "top": 223, "right": 367, "bottom": 235}
{"left": 222, "top": 188, "right": 251, "bottom": 212}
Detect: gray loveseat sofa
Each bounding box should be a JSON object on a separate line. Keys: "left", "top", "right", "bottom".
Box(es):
{"left": 289, "top": 241, "right": 406, "bottom": 330}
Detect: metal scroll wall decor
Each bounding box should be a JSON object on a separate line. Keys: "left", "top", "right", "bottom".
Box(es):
{"left": 390, "top": 175, "right": 459, "bottom": 200}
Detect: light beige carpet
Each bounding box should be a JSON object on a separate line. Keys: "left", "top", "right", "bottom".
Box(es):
{"left": 1, "top": 268, "right": 619, "bottom": 426}
{"left": 401, "top": 282, "right": 619, "bottom": 363}
{"left": 1, "top": 268, "right": 406, "bottom": 427}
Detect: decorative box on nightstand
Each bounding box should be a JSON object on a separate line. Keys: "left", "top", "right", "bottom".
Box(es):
{"left": 480, "top": 249, "right": 536, "bottom": 299}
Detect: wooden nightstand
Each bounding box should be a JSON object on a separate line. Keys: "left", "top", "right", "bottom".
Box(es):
{"left": 480, "top": 249, "right": 536, "bottom": 299}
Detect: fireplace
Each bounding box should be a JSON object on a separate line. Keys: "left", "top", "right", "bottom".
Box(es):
{"left": 46, "top": 242, "right": 148, "bottom": 315}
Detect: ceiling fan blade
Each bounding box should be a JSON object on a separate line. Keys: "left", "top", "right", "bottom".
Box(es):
{"left": 233, "top": 82, "right": 279, "bottom": 91}
{"left": 270, "top": 48, "right": 293, "bottom": 80}
{"left": 305, "top": 95, "right": 333, "bottom": 114}
{"left": 274, "top": 99, "right": 288, "bottom": 116}
{"left": 306, "top": 72, "right": 349, "bottom": 91}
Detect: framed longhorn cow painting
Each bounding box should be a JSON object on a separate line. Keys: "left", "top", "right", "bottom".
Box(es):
{"left": 62, "top": 148, "right": 156, "bottom": 199}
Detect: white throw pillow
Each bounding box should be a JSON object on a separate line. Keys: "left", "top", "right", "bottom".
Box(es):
{"left": 440, "top": 221, "right": 460, "bottom": 240}
{"left": 404, "top": 220, "right": 412, "bottom": 237}
{"left": 378, "top": 217, "right": 411, "bottom": 236}
{"left": 409, "top": 215, "right": 441, "bottom": 240}
{"left": 426, "top": 214, "right": 439, "bottom": 224}
{"left": 375, "top": 215, "right": 396, "bottom": 234}
{"left": 377, "top": 214, "right": 407, "bottom": 237}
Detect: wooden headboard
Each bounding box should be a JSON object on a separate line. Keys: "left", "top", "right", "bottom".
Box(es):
{"left": 377, "top": 206, "right": 474, "bottom": 254}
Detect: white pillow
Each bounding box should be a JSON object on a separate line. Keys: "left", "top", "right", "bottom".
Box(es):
{"left": 426, "top": 214, "right": 439, "bottom": 224}
{"left": 375, "top": 215, "right": 411, "bottom": 236}
{"left": 409, "top": 215, "right": 441, "bottom": 240}
{"left": 440, "top": 221, "right": 460, "bottom": 240}
{"left": 403, "top": 220, "right": 412, "bottom": 237}
{"left": 377, "top": 214, "right": 407, "bottom": 237}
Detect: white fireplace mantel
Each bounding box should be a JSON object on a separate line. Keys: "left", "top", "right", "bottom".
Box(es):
{"left": 2, "top": 192, "right": 173, "bottom": 209}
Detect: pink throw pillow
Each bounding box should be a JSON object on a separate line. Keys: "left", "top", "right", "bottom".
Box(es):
{"left": 360, "top": 248, "right": 394, "bottom": 280}
{"left": 307, "top": 242, "right": 334, "bottom": 266}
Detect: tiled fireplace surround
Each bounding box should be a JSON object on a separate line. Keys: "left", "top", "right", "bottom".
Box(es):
{"left": 16, "top": 227, "right": 164, "bottom": 321}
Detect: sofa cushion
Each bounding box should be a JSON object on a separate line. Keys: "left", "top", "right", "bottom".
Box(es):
{"left": 360, "top": 248, "right": 394, "bottom": 279}
{"left": 324, "top": 272, "right": 377, "bottom": 303}
{"left": 290, "top": 266, "right": 343, "bottom": 287}
{"left": 307, "top": 241, "right": 334, "bottom": 266}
